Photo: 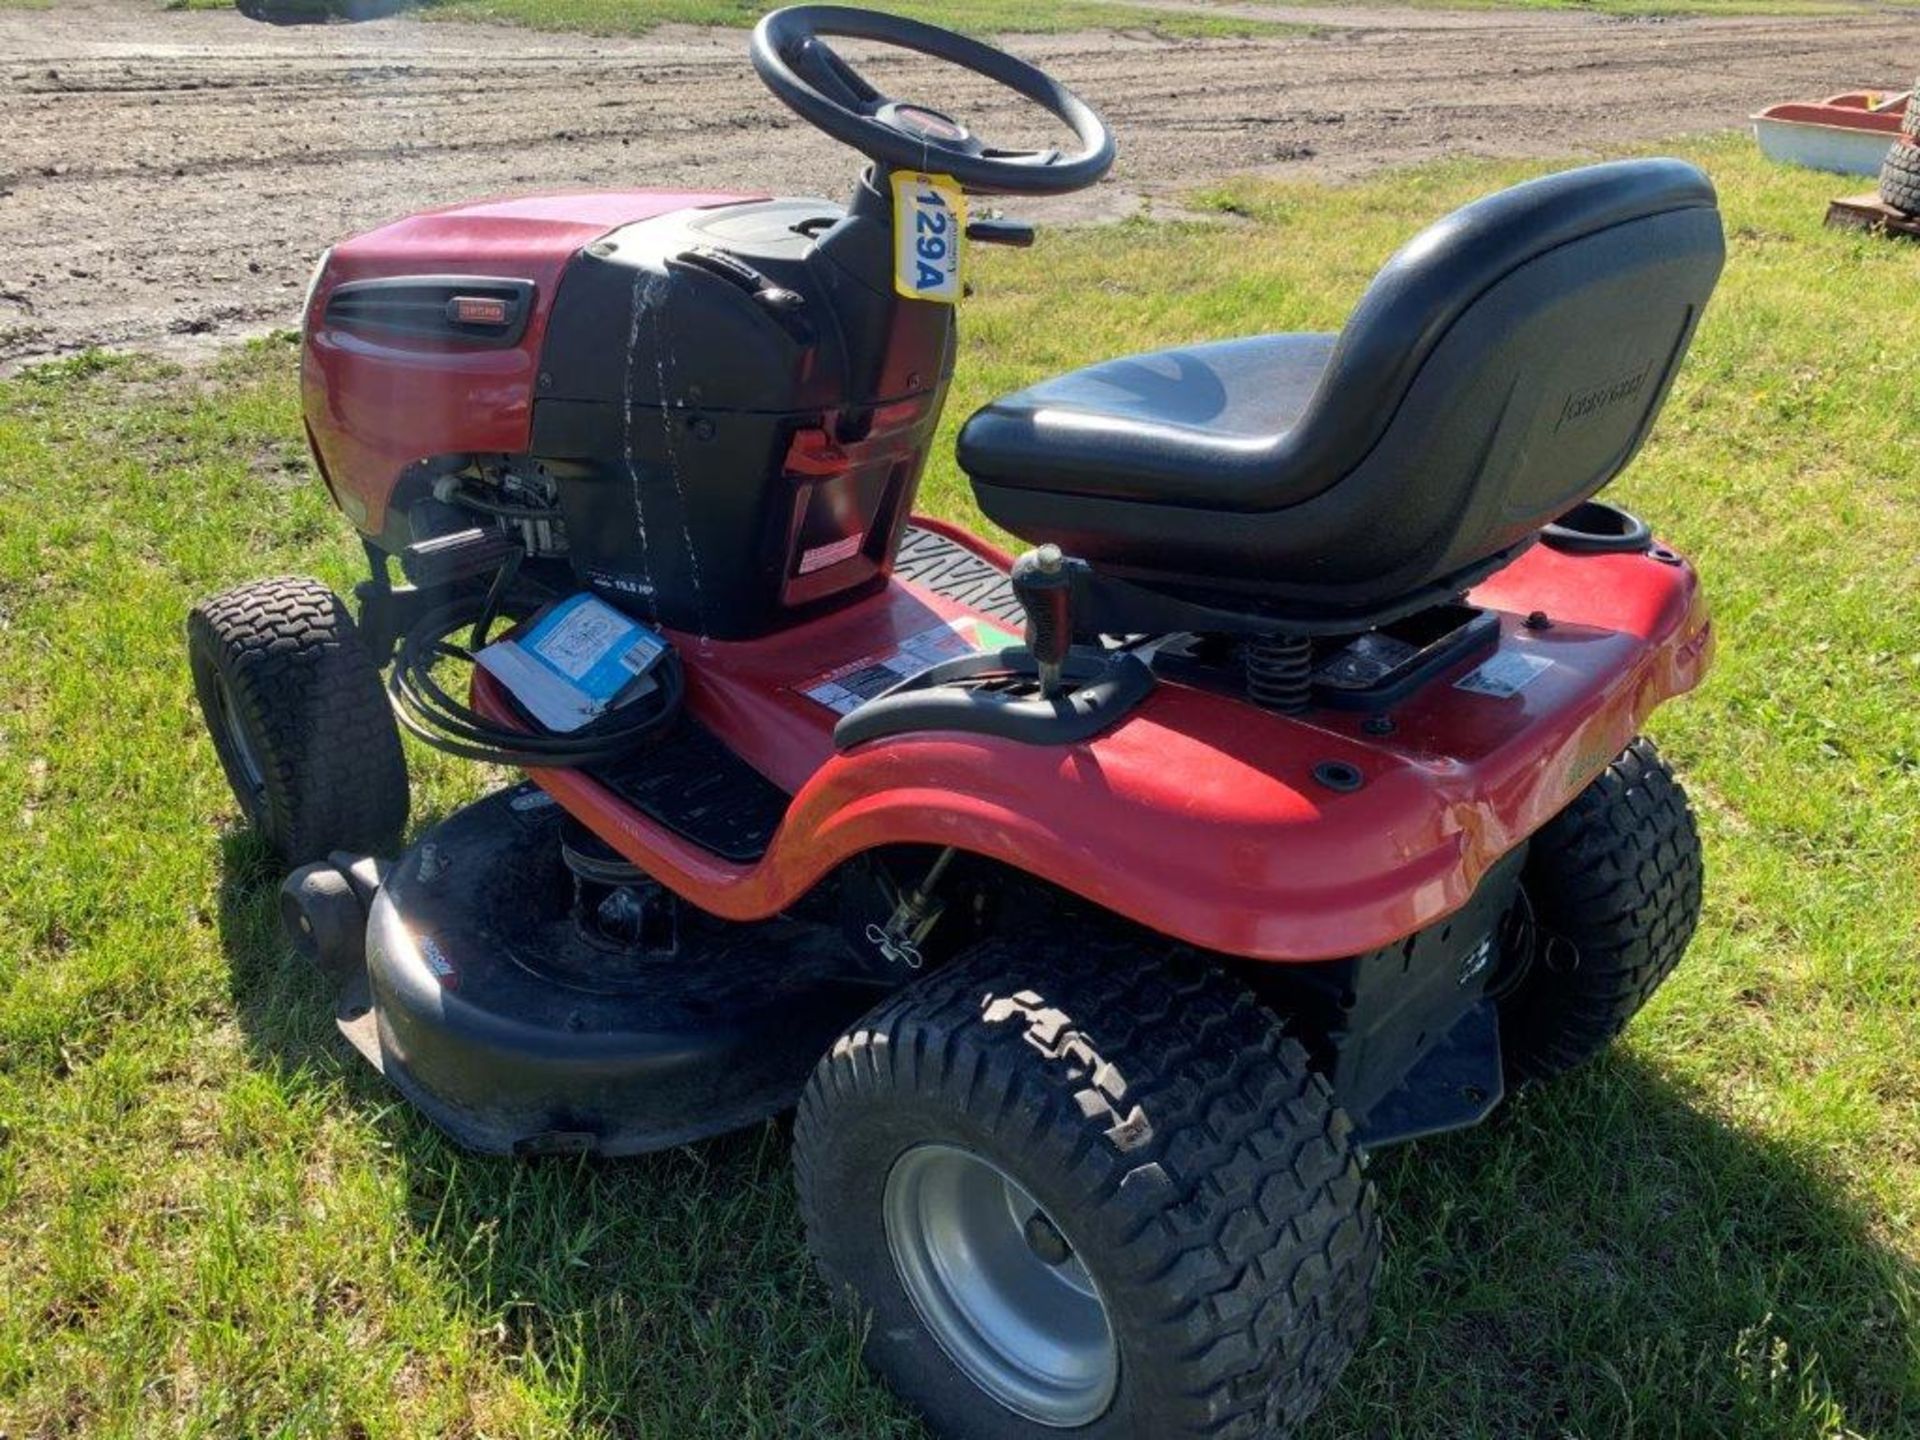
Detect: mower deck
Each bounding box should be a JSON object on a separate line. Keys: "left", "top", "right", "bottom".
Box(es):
{"left": 478, "top": 519, "right": 1711, "bottom": 964}
{"left": 346, "top": 783, "right": 881, "bottom": 1156}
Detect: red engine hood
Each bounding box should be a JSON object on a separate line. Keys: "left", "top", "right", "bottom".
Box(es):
{"left": 304, "top": 189, "right": 761, "bottom": 537}
{"left": 326, "top": 190, "right": 758, "bottom": 278}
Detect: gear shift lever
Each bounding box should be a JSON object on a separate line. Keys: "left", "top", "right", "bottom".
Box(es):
{"left": 1011, "top": 544, "right": 1075, "bottom": 699}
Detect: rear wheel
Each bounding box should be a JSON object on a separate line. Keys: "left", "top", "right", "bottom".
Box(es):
{"left": 1498, "top": 736, "right": 1702, "bottom": 1083}
{"left": 188, "top": 576, "right": 409, "bottom": 866}
{"left": 794, "top": 937, "right": 1380, "bottom": 1438}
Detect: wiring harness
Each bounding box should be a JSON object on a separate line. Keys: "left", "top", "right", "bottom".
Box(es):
{"left": 387, "top": 558, "right": 684, "bottom": 768}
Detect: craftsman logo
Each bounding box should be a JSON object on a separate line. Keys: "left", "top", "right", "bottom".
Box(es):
{"left": 419, "top": 934, "right": 458, "bottom": 990}
{"left": 798, "top": 533, "right": 864, "bottom": 574}
{"left": 981, "top": 990, "right": 1153, "bottom": 1151}
{"left": 892, "top": 106, "right": 968, "bottom": 143}
{"left": 1556, "top": 361, "right": 1652, "bottom": 431}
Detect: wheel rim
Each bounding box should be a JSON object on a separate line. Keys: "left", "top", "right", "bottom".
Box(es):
{"left": 212, "top": 672, "right": 266, "bottom": 801}
{"left": 883, "top": 1142, "right": 1118, "bottom": 1427}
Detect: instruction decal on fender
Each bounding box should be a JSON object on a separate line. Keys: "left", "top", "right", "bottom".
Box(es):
{"left": 799, "top": 617, "right": 1017, "bottom": 715}
{"left": 891, "top": 171, "right": 966, "bottom": 304}
{"left": 1455, "top": 650, "right": 1553, "bottom": 699}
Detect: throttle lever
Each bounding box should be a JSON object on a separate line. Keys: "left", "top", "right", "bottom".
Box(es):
{"left": 1011, "top": 544, "right": 1076, "bottom": 699}
{"left": 965, "top": 217, "right": 1036, "bottom": 248}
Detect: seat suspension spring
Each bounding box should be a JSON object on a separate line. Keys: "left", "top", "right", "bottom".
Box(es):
{"left": 1245, "top": 633, "right": 1314, "bottom": 713}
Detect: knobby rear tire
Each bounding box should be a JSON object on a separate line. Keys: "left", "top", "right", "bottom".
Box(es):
{"left": 794, "top": 936, "right": 1380, "bottom": 1438}
{"left": 1499, "top": 736, "right": 1703, "bottom": 1083}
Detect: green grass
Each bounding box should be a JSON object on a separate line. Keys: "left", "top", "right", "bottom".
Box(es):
{"left": 2, "top": 134, "right": 1917, "bottom": 1436}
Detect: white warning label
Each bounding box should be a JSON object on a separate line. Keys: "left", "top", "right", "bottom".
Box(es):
{"left": 799, "top": 617, "right": 1018, "bottom": 715}
{"left": 1454, "top": 650, "right": 1553, "bottom": 699}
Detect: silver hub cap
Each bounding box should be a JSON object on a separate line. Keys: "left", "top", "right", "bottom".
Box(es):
{"left": 883, "top": 1143, "right": 1118, "bottom": 1427}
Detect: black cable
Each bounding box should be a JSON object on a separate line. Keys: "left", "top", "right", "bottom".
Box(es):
{"left": 388, "top": 578, "right": 683, "bottom": 769}
{"left": 469, "top": 548, "right": 522, "bottom": 650}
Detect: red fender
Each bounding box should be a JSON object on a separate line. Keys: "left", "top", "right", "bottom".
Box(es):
{"left": 479, "top": 519, "right": 1711, "bottom": 963}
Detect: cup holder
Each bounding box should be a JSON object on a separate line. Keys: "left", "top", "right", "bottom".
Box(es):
{"left": 1541, "top": 500, "right": 1652, "bottom": 555}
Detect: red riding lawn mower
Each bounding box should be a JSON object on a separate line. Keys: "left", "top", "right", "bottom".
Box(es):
{"left": 188, "top": 6, "right": 1723, "bottom": 1434}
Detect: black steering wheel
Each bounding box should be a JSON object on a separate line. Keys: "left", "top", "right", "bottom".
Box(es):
{"left": 750, "top": 5, "right": 1115, "bottom": 197}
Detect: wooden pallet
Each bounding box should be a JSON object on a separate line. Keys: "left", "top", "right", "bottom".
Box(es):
{"left": 1824, "top": 192, "right": 1920, "bottom": 240}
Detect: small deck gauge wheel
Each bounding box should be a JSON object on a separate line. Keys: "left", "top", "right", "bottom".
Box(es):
{"left": 795, "top": 936, "right": 1381, "bottom": 1437}
{"left": 188, "top": 576, "right": 409, "bottom": 867}
{"left": 279, "top": 861, "right": 369, "bottom": 992}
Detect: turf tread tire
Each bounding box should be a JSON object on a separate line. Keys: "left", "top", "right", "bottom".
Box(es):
{"left": 1879, "top": 138, "right": 1920, "bottom": 215}
{"left": 1901, "top": 86, "right": 1920, "bottom": 140}
{"left": 188, "top": 576, "right": 408, "bottom": 866}
{"left": 1499, "top": 736, "right": 1702, "bottom": 1083}
{"left": 794, "top": 938, "right": 1380, "bottom": 1438}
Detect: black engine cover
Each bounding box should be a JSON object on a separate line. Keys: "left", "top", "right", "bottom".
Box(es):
{"left": 533, "top": 195, "right": 956, "bottom": 638}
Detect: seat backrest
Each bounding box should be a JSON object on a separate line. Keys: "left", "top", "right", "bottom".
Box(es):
{"left": 1269, "top": 158, "right": 1724, "bottom": 594}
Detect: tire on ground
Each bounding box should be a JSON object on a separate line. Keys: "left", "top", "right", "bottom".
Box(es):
{"left": 794, "top": 936, "right": 1381, "bottom": 1438}
{"left": 1498, "top": 735, "right": 1703, "bottom": 1083}
{"left": 187, "top": 576, "right": 409, "bottom": 867}
{"left": 1879, "top": 139, "right": 1920, "bottom": 215}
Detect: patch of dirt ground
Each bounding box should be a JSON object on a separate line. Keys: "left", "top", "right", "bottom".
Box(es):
{"left": 1, "top": 0, "right": 1912, "bottom": 369}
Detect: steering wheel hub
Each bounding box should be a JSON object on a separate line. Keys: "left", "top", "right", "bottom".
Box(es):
{"left": 878, "top": 102, "right": 971, "bottom": 146}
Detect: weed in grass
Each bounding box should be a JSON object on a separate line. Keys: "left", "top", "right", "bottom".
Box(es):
{"left": 0, "top": 136, "right": 1916, "bottom": 1437}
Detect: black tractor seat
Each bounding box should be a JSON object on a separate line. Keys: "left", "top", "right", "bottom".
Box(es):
{"left": 958, "top": 158, "right": 1726, "bottom": 624}
{"left": 959, "top": 334, "right": 1337, "bottom": 510}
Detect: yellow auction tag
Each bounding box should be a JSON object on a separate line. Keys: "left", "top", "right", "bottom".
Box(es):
{"left": 891, "top": 171, "right": 967, "bottom": 304}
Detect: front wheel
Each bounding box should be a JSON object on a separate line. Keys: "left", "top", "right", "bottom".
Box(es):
{"left": 794, "top": 937, "right": 1380, "bottom": 1438}
{"left": 188, "top": 576, "right": 409, "bottom": 867}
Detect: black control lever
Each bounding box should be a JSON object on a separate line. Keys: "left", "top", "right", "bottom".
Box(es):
{"left": 965, "top": 218, "right": 1036, "bottom": 248}
{"left": 1011, "top": 544, "right": 1076, "bottom": 698}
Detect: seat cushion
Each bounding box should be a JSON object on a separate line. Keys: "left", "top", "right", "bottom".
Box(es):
{"left": 956, "top": 333, "right": 1338, "bottom": 509}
